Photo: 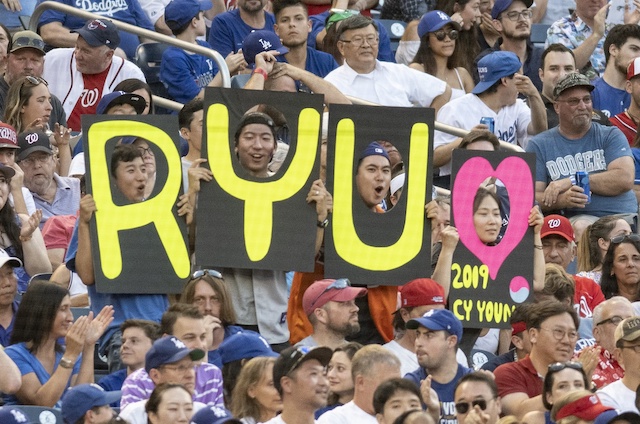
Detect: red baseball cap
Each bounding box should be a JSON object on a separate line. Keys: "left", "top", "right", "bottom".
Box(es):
{"left": 628, "top": 57, "right": 640, "bottom": 80}
{"left": 302, "top": 278, "right": 367, "bottom": 316}
{"left": 0, "top": 123, "right": 18, "bottom": 150}
{"left": 541, "top": 214, "right": 574, "bottom": 241}
{"left": 398, "top": 278, "right": 445, "bottom": 309}
{"left": 555, "top": 394, "right": 614, "bottom": 422}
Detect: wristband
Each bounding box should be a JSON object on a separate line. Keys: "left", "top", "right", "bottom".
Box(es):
{"left": 59, "top": 357, "right": 74, "bottom": 369}
{"left": 252, "top": 68, "right": 268, "bottom": 81}
{"left": 317, "top": 217, "right": 329, "bottom": 228}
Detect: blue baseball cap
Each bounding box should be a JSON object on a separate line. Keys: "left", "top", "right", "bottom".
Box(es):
{"left": 0, "top": 407, "right": 30, "bottom": 424}
{"left": 218, "top": 331, "right": 278, "bottom": 365}
{"left": 165, "top": 0, "right": 213, "bottom": 31}
{"left": 61, "top": 384, "right": 120, "bottom": 424}
{"left": 190, "top": 405, "right": 242, "bottom": 424}
{"left": 96, "top": 91, "right": 147, "bottom": 115}
{"left": 472, "top": 51, "right": 521, "bottom": 94}
{"left": 242, "top": 30, "right": 289, "bottom": 65}
{"left": 491, "top": 0, "right": 534, "bottom": 20}
{"left": 359, "top": 141, "right": 390, "bottom": 162}
{"left": 406, "top": 309, "right": 463, "bottom": 341}
{"left": 72, "top": 19, "right": 120, "bottom": 49}
{"left": 145, "top": 336, "right": 205, "bottom": 372}
{"left": 417, "top": 10, "right": 461, "bottom": 38}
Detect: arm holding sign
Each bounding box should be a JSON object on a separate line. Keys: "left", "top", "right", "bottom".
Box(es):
{"left": 269, "top": 62, "right": 351, "bottom": 105}
{"left": 306, "top": 179, "right": 332, "bottom": 254}
{"left": 75, "top": 195, "right": 95, "bottom": 285}
{"left": 432, "top": 226, "right": 459, "bottom": 298}
{"left": 530, "top": 206, "right": 544, "bottom": 293}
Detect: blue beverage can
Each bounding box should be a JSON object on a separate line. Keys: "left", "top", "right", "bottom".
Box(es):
{"left": 575, "top": 171, "right": 591, "bottom": 204}
{"left": 480, "top": 117, "right": 495, "bottom": 133}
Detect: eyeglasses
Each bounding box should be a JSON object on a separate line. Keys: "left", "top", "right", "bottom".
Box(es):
{"left": 12, "top": 36, "right": 46, "bottom": 52}
{"left": 137, "top": 146, "right": 154, "bottom": 156}
{"left": 193, "top": 295, "right": 221, "bottom": 306}
{"left": 339, "top": 35, "right": 379, "bottom": 47}
{"left": 501, "top": 9, "right": 533, "bottom": 21}
{"left": 161, "top": 363, "right": 195, "bottom": 374}
{"left": 548, "top": 361, "right": 583, "bottom": 372}
{"left": 20, "top": 153, "right": 52, "bottom": 166}
{"left": 596, "top": 316, "right": 625, "bottom": 327}
{"left": 433, "top": 29, "right": 459, "bottom": 41}
{"left": 610, "top": 234, "right": 640, "bottom": 244}
{"left": 539, "top": 327, "right": 579, "bottom": 341}
{"left": 192, "top": 269, "right": 223, "bottom": 280}
{"left": 620, "top": 344, "right": 640, "bottom": 353}
{"left": 556, "top": 96, "right": 592, "bottom": 107}
{"left": 455, "top": 398, "right": 494, "bottom": 414}
{"left": 310, "top": 278, "right": 351, "bottom": 307}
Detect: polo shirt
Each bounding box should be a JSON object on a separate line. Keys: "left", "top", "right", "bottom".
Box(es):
{"left": 494, "top": 355, "right": 543, "bottom": 398}
{"left": 31, "top": 173, "right": 81, "bottom": 227}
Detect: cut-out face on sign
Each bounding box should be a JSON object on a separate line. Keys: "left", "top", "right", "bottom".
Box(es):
{"left": 473, "top": 187, "right": 502, "bottom": 245}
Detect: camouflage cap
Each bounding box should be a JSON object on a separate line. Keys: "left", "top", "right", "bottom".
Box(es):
{"left": 553, "top": 72, "right": 594, "bottom": 100}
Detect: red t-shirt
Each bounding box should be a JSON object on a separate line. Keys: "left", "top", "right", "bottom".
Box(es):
{"left": 67, "top": 65, "right": 111, "bottom": 131}
{"left": 573, "top": 275, "right": 605, "bottom": 318}
{"left": 494, "top": 355, "right": 543, "bottom": 398}
{"left": 581, "top": 344, "right": 624, "bottom": 389}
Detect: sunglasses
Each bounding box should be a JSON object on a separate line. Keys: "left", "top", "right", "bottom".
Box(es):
{"left": 191, "top": 269, "right": 223, "bottom": 280}
{"left": 283, "top": 346, "right": 315, "bottom": 376}
{"left": 610, "top": 234, "right": 640, "bottom": 244}
{"left": 455, "top": 398, "right": 493, "bottom": 414}
{"left": 433, "top": 29, "right": 459, "bottom": 41}
{"left": 548, "top": 361, "right": 583, "bottom": 372}
{"left": 309, "top": 278, "right": 351, "bottom": 307}
{"left": 24, "top": 75, "right": 48, "bottom": 86}
{"left": 12, "top": 36, "right": 46, "bottom": 52}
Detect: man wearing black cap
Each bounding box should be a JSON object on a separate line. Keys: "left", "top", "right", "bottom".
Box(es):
{"left": 266, "top": 345, "right": 332, "bottom": 424}
{"left": 42, "top": 19, "right": 146, "bottom": 133}
{"left": 525, "top": 72, "right": 636, "bottom": 235}
{"left": 17, "top": 130, "right": 81, "bottom": 226}
{"left": 0, "top": 31, "right": 66, "bottom": 131}
{"left": 220, "top": 112, "right": 331, "bottom": 350}
{"left": 160, "top": 0, "right": 246, "bottom": 104}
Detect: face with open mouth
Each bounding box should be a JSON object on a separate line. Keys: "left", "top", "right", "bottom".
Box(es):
{"left": 114, "top": 156, "right": 148, "bottom": 203}
{"left": 355, "top": 155, "right": 391, "bottom": 211}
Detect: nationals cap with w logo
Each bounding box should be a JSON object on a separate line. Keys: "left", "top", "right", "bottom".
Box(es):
{"left": 541, "top": 214, "right": 574, "bottom": 242}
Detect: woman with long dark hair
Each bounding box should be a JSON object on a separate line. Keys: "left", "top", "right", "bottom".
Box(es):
{"left": 601, "top": 234, "right": 640, "bottom": 301}
{"left": 3, "top": 281, "right": 113, "bottom": 406}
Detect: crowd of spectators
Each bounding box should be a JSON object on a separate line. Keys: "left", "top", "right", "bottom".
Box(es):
{"left": 1, "top": 0, "right": 640, "bottom": 423}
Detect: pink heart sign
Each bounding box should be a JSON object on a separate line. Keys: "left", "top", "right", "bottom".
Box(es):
{"left": 452, "top": 156, "right": 533, "bottom": 280}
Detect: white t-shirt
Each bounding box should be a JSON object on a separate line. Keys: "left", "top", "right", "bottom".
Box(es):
{"left": 434, "top": 93, "right": 532, "bottom": 175}
{"left": 597, "top": 380, "right": 640, "bottom": 413}
{"left": 119, "top": 399, "right": 206, "bottom": 424}
{"left": 383, "top": 340, "right": 419, "bottom": 376}
{"left": 316, "top": 401, "right": 377, "bottom": 424}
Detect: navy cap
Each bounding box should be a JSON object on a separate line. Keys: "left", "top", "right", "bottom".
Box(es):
{"left": 472, "top": 51, "right": 521, "bottom": 94}
{"left": 491, "top": 0, "right": 534, "bottom": 19}
{"left": 417, "top": 10, "right": 461, "bottom": 38}
{"left": 72, "top": 19, "right": 120, "bottom": 49}
{"left": 145, "top": 336, "right": 205, "bottom": 372}
{"left": 165, "top": 0, "right": 213, "bottom": 31}
{"left": 190, "top": 405, "right": 242, "bottom": 424}
{"left": 242, "top": 30, "right": 288, "bottom": 65}
{"left": 17, "top": 130, "right": 53, "bottom": 162}
{"left": 0, "top": 407, "right": 30, "bottom": 424}
{"left": 61, "top": 384, "right": 120, "bottom": 424}
{"left": 406, "top": 309, "right": 463, "bottom": 341}
{"left": 96, "top": 91, "right": 146, "bottom": 115}
{"left": 359, "top": 141, "right": 390, "bottom": 162}
{"left": 219, "top": 331, "right": 278, "bottom": 365}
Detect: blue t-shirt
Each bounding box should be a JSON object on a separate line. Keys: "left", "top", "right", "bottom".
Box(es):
{"left": 526, "top": 124, "right": 637, "bottom": 217}
{"left": 592, "top": 77, "right": 630, "bottom": 118}
{"left": 160, "top": 40, "right": 219, "bottom": 104}
{"left": 208, "top": 324, "right": 243, "bottom": 369}
{"left": 0, "top": 0, "right": 35, "bottom": 28}
{"left": 36, "top": 0, "right": 155, "bottom": 59}
{"left": 2, "top": 342, "right": 81, "bottom": 406}
{"left": 633, "top": 148, "right": 640, "bottom": 181}
{"left": 308, "top": 12, "right": 395, "bottom": 63}
{"left": 98, "top": 368, "right": 127, "bottom": 406}
{"left": 276, "top": 46, "right": 338, "bottom": 78}
{"left": 65, "top": 223, "right": 169, "bottom": 354}
{"left": 0, "top": 300, "right": 18, "bottom": 347}
{"left": 208, "top": 9, "right": 276, "bottom": 58}
{"left": 405, "top": 364, "right": 473, "bottom": 424}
